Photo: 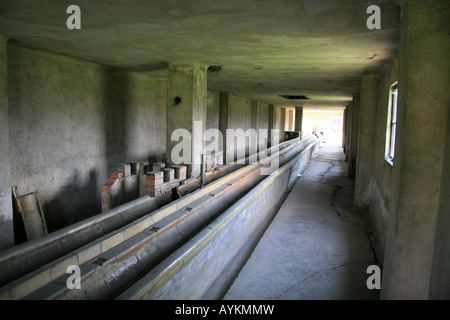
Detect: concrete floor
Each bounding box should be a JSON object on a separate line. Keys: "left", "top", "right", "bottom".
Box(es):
{"left": 223, "top": 144, "right": 380, "bottom": 300}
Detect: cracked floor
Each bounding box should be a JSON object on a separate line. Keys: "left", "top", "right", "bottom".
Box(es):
{"left": 223, "top": 144, "right": 380, "bottom": 300}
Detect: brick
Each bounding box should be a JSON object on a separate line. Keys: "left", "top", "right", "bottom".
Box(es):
{"left": 147, "top": 179, "right": 163, "bottom": 187}
{"left": 148, "top": 171, "right": 163, "bottom": 178}
{"left": 107, "top": 178, "right": 117, "bottom": 186}
{"left": 162, "top": 168, "right": 175, "bottom": 182}
{"left": 148, "top": 176, "right": 164, "bottom": 182}
{"left": 101, "top": 185, "right": 109, "bottom": 192}
{"left": 171, "top": 165, "right": 186, "bottom": 180}
{"left": 147, "top": 171, "right": 164, "bottom": 188}
{"left": 101, "top": 191, "right": 109, "bottom": 198}
{"left": 111, "top": 172, "right": 123, "bottom": 179}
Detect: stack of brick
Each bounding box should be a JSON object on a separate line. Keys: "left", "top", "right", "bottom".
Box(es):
{"left": 101, "top": 171, "right": 124, "bottom": 212}
{"left": 100, "top": 162, "right": 150, "bottom": 213}
{"left": 146, "top": 171, "right": 164, "bottom": 197}
{"left": 146, "top": 163, "right": 187, "bottom": 206}
{"left": 171, "top": 165, "right": 187, "bottom": 180}
{"left": 101, "top": 161, "right": 188, "bottom": 212}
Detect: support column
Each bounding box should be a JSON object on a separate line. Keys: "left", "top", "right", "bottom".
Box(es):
{"left": 348, "top": 93, "right": 360, "bottom": 179}
{"left": 344, "top": 101, "right": 353, "bottom": 161}
{"left": 354, "top": 75, "right": 379, "bottom": 207}
{"left": 0, "top": 36, "right": 14, "bottom": 250}
{"left": 280, "top": 107, "right": 286, "bottom": 143}
{"left": 295, "top": 106, "right": 303, "bottom": 133}
{"left": 166, "top": 63, "right": 207, "bottom": 178}
{"left": 251, "top": 99, "right": 261, "bottom": 157}
{"left": 251, "top": 99, "right": 259, "bottom": 131}
{"left": 342, "top": 107, "right": 347, "bottom": 150}
{"left": 268, "top": 104, "right": 275, "bottom": 148}
{"left": 219, "top": 92, "right": 230, "bottom": 165}
{"left": 156, "top": 79, "right": 168, "bottom": 162}
{"left": 381, "top": 0, "right": 450, "bottom": 299}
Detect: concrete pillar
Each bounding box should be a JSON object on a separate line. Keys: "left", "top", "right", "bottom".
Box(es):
{"left": 268, "top": 104, "right": 275, "bottom": 147}
{"left": 0, "top": 36, "right": 14, "bottom": 250}
{"left": 156, "top": 79, "right": 167, "bottom": 162}
{"left": 342, "top": 107, "right": 347, "bottom": 150}
{"left": 280, "top": 107, "right": 286, "bottom": 142}
{"left": 251, "top": 99, "right": 259, "bottom": 131}
{"left": 381, "top": 0, "right": 450, "bottom": 299}
{"left": 354, "top": 75, "right": 379, "bottom": 207}
{"left": 166, "top": 63, "right": 207, "bottom": 178}
{"left": 251, "top": 99, "right": 259, "bottom": 149}
{"left": 348, "top": 93, "right": 360, "bottom": 179}
{"left": 295, "top": 106, "right": 303, "bottom": 132}
{"left": 429, "top": 100, "right": 450, "bottom": 299}
{"left": 219, "top": 92, "right": 230, "bottom": 165}
{"left": 344, "top": 102, "right": 353, "bottom": 161}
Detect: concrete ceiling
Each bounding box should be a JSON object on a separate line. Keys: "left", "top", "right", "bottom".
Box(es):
{"left": 0, "top": 0, "right": 400, "bottom": 107}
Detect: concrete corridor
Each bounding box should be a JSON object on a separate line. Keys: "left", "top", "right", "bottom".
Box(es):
{"left": 223, "top": 144, "right": 380, "bottom": 300}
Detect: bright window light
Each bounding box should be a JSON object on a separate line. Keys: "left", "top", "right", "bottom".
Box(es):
{"left": 385, "top": 82, "right": 398, "bottom": 165}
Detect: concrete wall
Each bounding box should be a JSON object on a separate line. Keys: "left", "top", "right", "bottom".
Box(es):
{"left": 0, "top": 37, "right": 14, "bottom": 250}
{"left": 227, "top": 94, "right": 253, "bottom": 159}
{"left": 222, "top": 94, "right": 273, "bottom": 163}
{"left": 257, "top": 102, "right": 269, "bottom": 132}
{"left": 380, "top": 0, "right": 449, "bottom": 299}
{"left": 7, "top": 44, "right": 165, "bottom": 232}
{"left": 429, "top": 101, "right": 450, "bottom": 299}
{"left": 206, "top": 90, "right": 220, "bottom": 130}
{"left": 273, "top": 106, "right": 285, "bottom": 144}
{"left": 369, "top": 59, "right": 398, "bottom": 262}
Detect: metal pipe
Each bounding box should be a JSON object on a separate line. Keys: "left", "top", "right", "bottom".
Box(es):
{"left": 0, "top": 195, "right": 158, "bottom": 288}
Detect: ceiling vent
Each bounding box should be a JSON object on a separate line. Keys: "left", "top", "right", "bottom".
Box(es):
{"left": 279, "top": 95, "right": 309, "bottom": 100}
{"left": 207, "top": 65, "right": 223, "bottom": 73}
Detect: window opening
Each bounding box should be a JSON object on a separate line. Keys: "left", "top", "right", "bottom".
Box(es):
{"left": 385, "top": 82, "right": 398, "bottom": 164}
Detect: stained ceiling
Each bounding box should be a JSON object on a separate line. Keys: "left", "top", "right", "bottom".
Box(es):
{"left": 0, "top": 0, "right": 400, "bottom": 107}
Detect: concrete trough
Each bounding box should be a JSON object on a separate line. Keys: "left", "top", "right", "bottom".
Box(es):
{"left": 116, "top": 138, "right": 320, "bottom": 299}
{"left": 0, "top": 157, "right": 267, "bottom": 299}
{"left": 0, "top": 136, "right": 319, "bottom": 299}
{"left": 0, "top": 195, "right": 159, "bottom": 288}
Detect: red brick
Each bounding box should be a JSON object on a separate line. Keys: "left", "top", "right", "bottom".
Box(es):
{"left": 147, "top": 175, "right": 164, "bottom": 181}
{"left": 111, "top": 172, "right": 124, "bottom": 179}
{"left": 148, "top": 171, "right": 163, "bottom": 178}
{"left": 147, "top": 179, "right": 163, "bottom": 186}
